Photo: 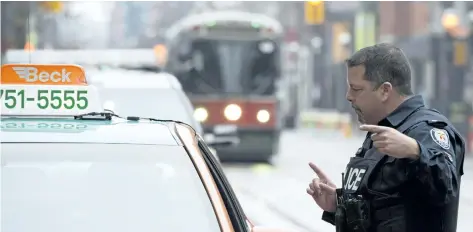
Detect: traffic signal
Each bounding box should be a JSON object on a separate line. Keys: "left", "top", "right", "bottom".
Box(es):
{"left": 305, "top": 1, "right": 325, "bottom": 25}
{"left": 40, "top": 1, "right": 63, "bottom": 13}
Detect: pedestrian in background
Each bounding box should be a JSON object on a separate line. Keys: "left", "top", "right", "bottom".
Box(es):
{"left": 306, "top": 43, "right": 465, "bottom": 232}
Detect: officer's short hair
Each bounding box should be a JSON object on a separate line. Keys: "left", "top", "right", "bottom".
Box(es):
{"left": 345, "top": 43, "right": 413, "bottom": 96}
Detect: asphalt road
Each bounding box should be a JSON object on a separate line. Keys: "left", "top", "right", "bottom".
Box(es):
{"left": 223, "top": 129, "right": 473, "bottom": 232}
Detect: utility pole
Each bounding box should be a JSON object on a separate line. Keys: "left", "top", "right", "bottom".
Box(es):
{"left": 430, "top": 1, "right": 448, "bottom": 114}
{"left": 431, "top": 1, "right": 472, "bottom": 140}
{"left": 304, "top": 1, "right": 329, "bottom": 109}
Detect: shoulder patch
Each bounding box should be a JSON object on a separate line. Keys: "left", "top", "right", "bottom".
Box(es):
{"left": 430, "top": 128, "right": 450, "bottom": 149}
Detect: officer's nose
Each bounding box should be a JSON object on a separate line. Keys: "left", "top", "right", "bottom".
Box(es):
{"left": 346, "top": 91, "right": 354, "bottom": 103}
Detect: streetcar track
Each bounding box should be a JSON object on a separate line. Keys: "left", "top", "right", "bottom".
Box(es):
{"left": 235, "top": 183, "right": 321, "bottom": 232}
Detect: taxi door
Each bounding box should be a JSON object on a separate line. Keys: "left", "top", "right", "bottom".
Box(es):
{"left": 196, "top": 137, "right": 251, "bottom": 231}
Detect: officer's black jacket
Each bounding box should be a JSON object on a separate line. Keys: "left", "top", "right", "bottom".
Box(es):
{"left": 321, "top": 95, "right": 465, "bottom": 232}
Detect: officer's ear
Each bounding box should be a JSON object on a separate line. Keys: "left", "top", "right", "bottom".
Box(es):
{"left": 378, "top": 82, "right": 393, "bottom": 101}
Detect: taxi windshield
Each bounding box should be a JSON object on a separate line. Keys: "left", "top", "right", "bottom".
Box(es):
{"left": 2, "top": 143, "right": 221, "bottom": 232}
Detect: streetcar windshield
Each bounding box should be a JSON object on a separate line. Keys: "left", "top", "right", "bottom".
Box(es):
{"left": 172, "top": 38, "right": 280, "bottom": 96}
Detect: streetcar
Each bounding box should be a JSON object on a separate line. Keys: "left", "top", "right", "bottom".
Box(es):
{"left": 163, "top": 11, "right": 284, "bottom": 163}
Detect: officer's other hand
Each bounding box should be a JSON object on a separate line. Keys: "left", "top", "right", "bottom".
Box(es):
{"left": 306, "top": 162, "right": 337, "bottom": 213}
{"left": 359, "top": 124, "right": 420, "bottom": 159}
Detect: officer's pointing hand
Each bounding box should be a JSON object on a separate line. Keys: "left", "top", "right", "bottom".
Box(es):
{"left": 359, "top": 124, "right": 420, "bottom": 159}
{"left": 306, "top": 162, "right": 337, "bottom": 213}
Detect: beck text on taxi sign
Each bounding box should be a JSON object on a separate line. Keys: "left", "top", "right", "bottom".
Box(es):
{"left": 1, "top": 64, "right": 103, "bottom": 116}
{"left": 1, "top": 64, "right": 87, "bottom": 85}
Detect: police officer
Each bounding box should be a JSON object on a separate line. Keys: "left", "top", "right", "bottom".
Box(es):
{"left": 306, "top": 43, "right": 465, "bottom": 232}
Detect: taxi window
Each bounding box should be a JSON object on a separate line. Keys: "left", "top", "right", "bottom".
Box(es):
{"left": 99, "top": 88, "right": 201, "bottom": 131}
{"left": 2, "top": 143, "right": 221, "bottom": 232}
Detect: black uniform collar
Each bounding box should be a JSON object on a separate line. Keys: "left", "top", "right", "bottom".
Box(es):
{"left": 379, "top": 95, "right": 425, "bottom": 127}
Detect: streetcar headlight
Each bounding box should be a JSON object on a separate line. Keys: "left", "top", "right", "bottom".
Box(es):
{"left": 256, "top": 109, "right": 270, "bottom": 123}
{"left": 259, "top": 41, "right": 275, "bottom": 54}
{"left": 194, "top": 107, "right": 208, "bottom": 122}
{"left": 224, "top": 104, "right": 242, "bottom": 121}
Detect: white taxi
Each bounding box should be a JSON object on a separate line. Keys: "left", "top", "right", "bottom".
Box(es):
{"left": 0, "top": 63, "right": 295, "bottom": 232}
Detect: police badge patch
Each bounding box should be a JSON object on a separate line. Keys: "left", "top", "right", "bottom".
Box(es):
{"left": 430, "top": 128, "right": 450, "bottom": 150}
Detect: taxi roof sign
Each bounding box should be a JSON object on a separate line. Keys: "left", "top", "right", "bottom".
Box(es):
{"left": 1, "top": 64, "right": 87, "bottom": 86}
{"left": 1, "top": 64, "right": 103, "bottom": 117}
